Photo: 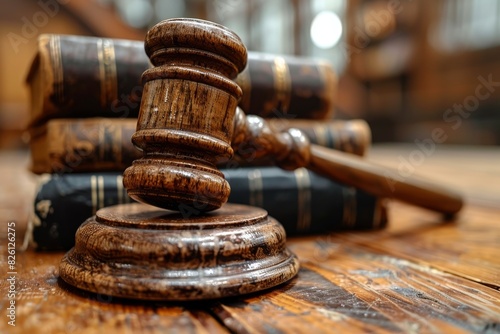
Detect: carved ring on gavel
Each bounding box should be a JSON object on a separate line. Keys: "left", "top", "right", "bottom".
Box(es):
{"left": 123, "top": 18, "right": 463, "bottom": 216}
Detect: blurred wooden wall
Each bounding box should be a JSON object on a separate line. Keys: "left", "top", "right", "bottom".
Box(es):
{"left": 0, "top": 0, "right": 145, "bottom": 149}
{"left": 3, "top": 0, "right": 498, "bottom": 149}
{"left": 341, "top": 0, "right": 500, "bottom": 144}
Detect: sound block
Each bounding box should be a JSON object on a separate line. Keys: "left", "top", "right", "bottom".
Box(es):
{"left": 59, "top": 202, "right": 299, "bottom": 300}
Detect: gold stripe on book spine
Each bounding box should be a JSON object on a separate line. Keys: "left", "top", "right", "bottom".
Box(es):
{"left": 248, "top": 169, "right": 264, "bottom": 207}
{"left": 117, "top": 175, "right": 124, "bottom": 205}
{"left": 50, "top": 35, "right": 64, "bottom": 104}
{"left": 272, "top": 57, "right": 291, "bottom": 114}
{"left": 91, "top": 175, "right": 97, "bottom": 215}
{"left": 98, "top": 175, "right": 105, "bottom": 210}
{"left": 116, "top": 175, "right": 130, "bottom": 204}
{"left": 317, "top": 60, "right": 336, "bottom": 117}
{"left": 97, "top": 39, "right": 118, "bottom": 109}
{"left": 294, "top": 168, "right": 312, "bottom": 232}
{"left": 312, "top": 125, "right": 330, "bottom": 148}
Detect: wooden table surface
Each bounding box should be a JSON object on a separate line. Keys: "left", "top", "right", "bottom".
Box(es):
{"left": 1, "top": 145, "right": 499, "bottom": 334}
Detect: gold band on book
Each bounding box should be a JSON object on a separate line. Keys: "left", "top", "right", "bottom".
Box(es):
{"left": 272, "top": 56, "right": 291, "bottom": 115}
{"left": 50, "top": 35, "right": 64, "bottom": 104}
{"left": 312, "top": 124, "right": 329, "bottom": 148}
{"left": 294, "top": 168, "right": 312, "bottom": 232}
{"left": 317, "top": 60, "right": 336, "bottom": 117}
{"left": 97, "top": 39, "right": 118, "bottom": 109}
{"left": 91, "top": 175, "right": 97, "bottom": 214}
{"left": 90, "top": 175, "right": 105, "bottom": 214}
{"left": 248, "top": 169, "right": 264, "bottom": 207}
{"left": 116, "top": 175, "right": 131, "bottom": 205}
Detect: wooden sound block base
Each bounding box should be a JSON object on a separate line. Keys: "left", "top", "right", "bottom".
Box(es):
{"left": 59, "top": 203, "right": 299, "bottom": 300}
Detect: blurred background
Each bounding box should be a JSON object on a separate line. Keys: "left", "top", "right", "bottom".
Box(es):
{"left": 1, "top": 0, "right": 500, "bottom": 149}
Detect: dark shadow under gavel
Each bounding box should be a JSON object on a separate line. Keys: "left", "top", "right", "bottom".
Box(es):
{"left": 59, "top": 18, "right": 463, "bottom": 301}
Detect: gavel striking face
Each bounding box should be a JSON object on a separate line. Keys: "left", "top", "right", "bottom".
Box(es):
{"left": 124, "top": 18, "right": 463, "bottom": 216}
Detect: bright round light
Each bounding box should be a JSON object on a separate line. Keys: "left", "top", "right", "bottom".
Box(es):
{"left": 310, "top": 11, "right": 343, "bottom": 49}
{"left": 118, "top": 0, "right": 154, "bottom": 28}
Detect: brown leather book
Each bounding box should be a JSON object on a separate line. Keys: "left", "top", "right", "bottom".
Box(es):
{"left": 29, "top": 118, "right": 141, "bottom": 174}
{"left": 236, "top": 52, "right": 337, "bottom": 120}
{"left": 26, "top": 34, "right": 337, "bottom": 125}
{"left": 29, "top": 118, "right": 370, "bottom": 174}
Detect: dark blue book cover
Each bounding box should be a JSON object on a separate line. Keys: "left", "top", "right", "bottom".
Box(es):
{"left": 30, "top": 167, "right": 387, "bottom": 250}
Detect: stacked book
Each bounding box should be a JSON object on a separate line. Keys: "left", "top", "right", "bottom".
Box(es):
{"left": 25, "top": 34, "right": 387, "bottom": 251}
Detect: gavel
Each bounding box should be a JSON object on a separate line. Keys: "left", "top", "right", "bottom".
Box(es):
{"left": 60, "top": 18, "right": 463, "bottom": 301}
{"left": 123, "top": 18, "right": 463, "bottom": 217}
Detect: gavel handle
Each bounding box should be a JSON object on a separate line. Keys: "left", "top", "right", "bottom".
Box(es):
{"left": 309, "top": 144, "right": 463, "bottom": 216}
{"left": 232, "top": 109, "right": 463, "bottom": 216}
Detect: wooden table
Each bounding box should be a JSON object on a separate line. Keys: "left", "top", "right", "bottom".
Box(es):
{"left": 1, "top": 145, "right": 499, "bottom": 333}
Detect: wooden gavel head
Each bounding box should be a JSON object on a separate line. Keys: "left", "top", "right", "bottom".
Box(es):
{"left": 123, "top": 18, "right": 248, "bottom": 212}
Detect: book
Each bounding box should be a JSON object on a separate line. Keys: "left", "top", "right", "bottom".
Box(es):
{"left": 26, "top": 35, "right": 147, "bottom": 125}
{"left": 28, "top": 168, "right": 387, "bottom": 250}
{"left": 29, "top": 118, "right": 141, "bottom": 174}
{"left": 235, "top": 52, "right": 336, "bottom": 120}
{"left": 29, "top": 118, "right": 371, "bottom": 174}
{"left": 26, "top": 34, "right": 337, "bottom": 125}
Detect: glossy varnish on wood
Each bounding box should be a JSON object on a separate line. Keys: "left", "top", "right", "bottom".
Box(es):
{"left": 1, "top": 147, "right": 499, "bottom": 333}
{"left": 60, "top": 203, "right": 299, "bottom": 300}
{"left": 59, "top": 18, "right": 300, "bottom": 301}
{"left": 61, "top": 17, "right": 466, "bottom": 301}
{"left": 123, "top": 18, "right": 248, "bottom": 212}
{"left": 2, "top": 202, "right": 500, "bottom": 333}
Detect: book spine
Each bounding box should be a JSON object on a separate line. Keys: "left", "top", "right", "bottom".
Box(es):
{"left": 225, "top": 167, "right": 387, "bottom": 235}
{"left": 31, "top": 172, "right": 132, "bottom": 250}
{"left": 28, "top": 35, "right": 148, "bottom": 125}
{"left": 29, "top": 118, "right": 143, "bottom": 174}
{"left": 29, "top": 118, "right": 370, "bottom": 174}
{"left": 27, "top": 35, "right": 336, "bottom": 125}
{"left": 267, "top": 118, "right": 371, "bottom": 156}
{"left": 30, "top": 168, "right": 387, "bottom": 250}
{"left": 236, "top": 52, "right": 336, "bottom": 119}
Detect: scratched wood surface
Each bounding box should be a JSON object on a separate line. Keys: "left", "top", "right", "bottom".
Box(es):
{"left": 1, "top": 146, "right": 499, "bottom": 333}
{"left": 215, "top": 241, "right": 500, "bottom": 333}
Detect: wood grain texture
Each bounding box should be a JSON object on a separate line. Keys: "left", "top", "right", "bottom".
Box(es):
{"left": 214, "top": 242, "right": 500, "bottom": 333}
{"left": 0, "top": 252, "right": 229, "bottom": 334}
{"left": 59, "top": 19, "right": 300, "bottom": 302}
{"left": 309, "top": 145, "right": 464, "bottom": 215}
{"left": 123, "top": 18, "right": 247, "bottom": 212}
{"left": 369, "top": 144, "right": 500, "bottom": 209}
{"left": 2, "top": 231, "right": 499, "bottom": 334}
{"left": 337, "top": 202, "right": 500, "bottom": 289}
{"left": 59, "top": 203, "right": 299, "bottom": 300}
{"left": 1, "top": 147, "right": 499, "bottom": 333}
